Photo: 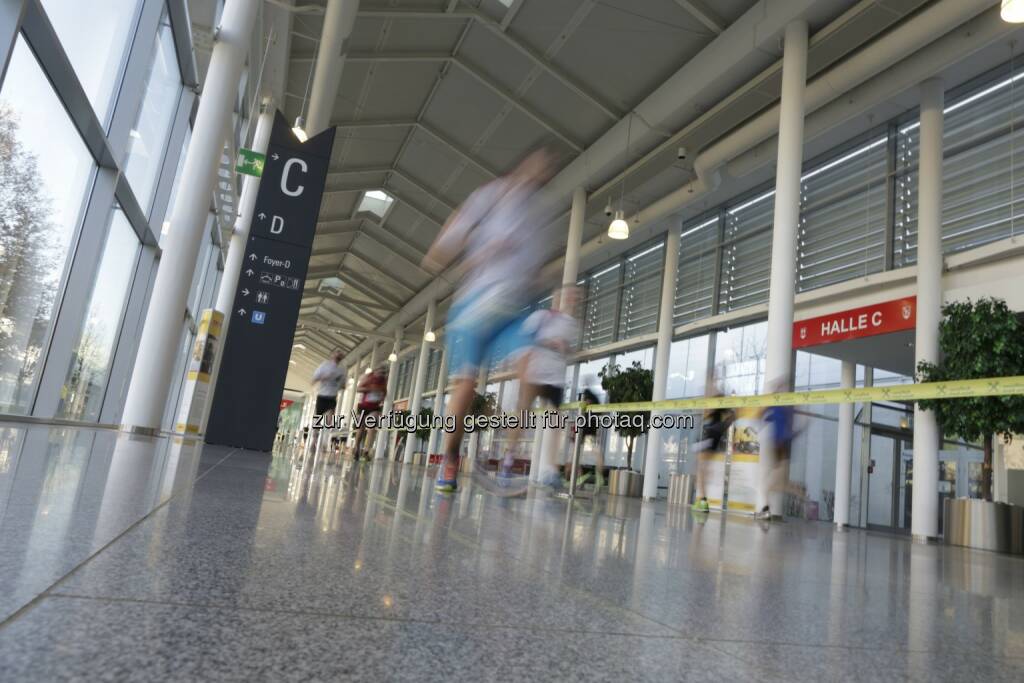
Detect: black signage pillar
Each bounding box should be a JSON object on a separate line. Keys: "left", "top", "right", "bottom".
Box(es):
{"left": 206, "top": 112, "right": 335, "bottom": 451}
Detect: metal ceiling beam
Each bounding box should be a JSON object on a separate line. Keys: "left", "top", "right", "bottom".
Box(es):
{"left": 356, "top": 5, "right": 621, "bottom": 121}
{"left": 297, "top": 322, "right": 396, "bottom": 342}
{"left": 329, "top": 119, "right": 498, "bottom": 178}
{"left": 304, "top": 291, "right": 398, "bottom": 312}
{"left": 351, "top": 231, "right": 429, "bottom": 273}
{"left": 335, "top": 272, "right": 406, "bottom": 309}
{"left": 448, "top": 59, "right": 582, "bottom": 152}
{"left": 500, "top": 0, "right": 525, "bottom": 31}
{"left": 344, "top": 251, "right": 420, "bottom": 294}
{"left": 322, "top": 182, "right": 446, "bottom": 227}
{"left": 672, "top": 0, "right": 725, "bottom": 34}
{"left": 319, "top": 296, "right": 386, "bottom": 328}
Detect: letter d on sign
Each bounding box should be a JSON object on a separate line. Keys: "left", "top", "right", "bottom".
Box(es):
{"left": 270, "top": 215, "right": 284, "bottom": 234}
{"left": 281, "top": 158, "right": 307, "bottom": 197}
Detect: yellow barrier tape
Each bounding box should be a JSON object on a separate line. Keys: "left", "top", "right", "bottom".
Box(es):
{"left": 558, "top": 376, "right": 1024, "bottom": 413}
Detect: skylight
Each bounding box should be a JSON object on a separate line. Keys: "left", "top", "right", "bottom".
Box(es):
{"left": 357, "top": 190, "right": 394, "bottom": 218}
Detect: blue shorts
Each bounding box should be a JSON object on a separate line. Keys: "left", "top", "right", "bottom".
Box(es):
{"left": 447, "top": 294, "right": 531, "bottom": 379}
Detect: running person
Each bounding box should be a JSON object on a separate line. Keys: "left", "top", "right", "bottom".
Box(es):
{"left": 422, "top": 147, "right": 556, "bottom": 493}
{"left": 352, "top": 365, "right": 387, "bottom": 460}
{"left": 757, "top": 381, "right": 799, "bottom": 520}
{"left": 520, "top": 287, "right": 579, "bottom": 487}
{"left": 575, "top": 381, "right": 606, "bottom": 490}
{"left": 693, "top": 393, "right": 733, "bottom": 513}
{"left": 311, "top": 351, "right": 346, "bottom": 422}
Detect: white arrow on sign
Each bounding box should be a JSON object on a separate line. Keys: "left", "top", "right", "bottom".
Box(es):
{"left": 241, "top": 288, "right": 250, "bottom": 296}
{"left": 245, "top": 268, "right": 254, "bottom": 277}
{"left": 258, "top": 212, "right": 266, "bottom": 220}
{"left": 237, "top": 308, "right": 246, "bottom": 316}
{"left": 271, "top": 153, "right": 279, "bottom": 161}
{"left": 248, "top": 253, "right": 257, "bottom": 261}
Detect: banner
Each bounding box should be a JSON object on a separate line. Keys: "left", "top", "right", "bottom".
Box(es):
{"left": 174, "top": 309, "right": 223, "bottom": 435}
{"left": 582, "top": 375, "right": 1024, "bottom": 413}
{"left": 206, "top": 112, "right": 336, "bottom": 451}
{"left": 793, "top": 297, "right": 916, "bottom": 348}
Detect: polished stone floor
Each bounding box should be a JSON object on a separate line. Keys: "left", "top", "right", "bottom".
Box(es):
{"left": 1, "top": 423, "right": 1023, "bottom": 681}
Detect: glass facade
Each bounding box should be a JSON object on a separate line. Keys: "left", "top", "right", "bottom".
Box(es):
{"left": 0, "top": 39, "right": 96, "bottom": 413}
{"left": 0, "top": 0, "right": 247, "bottom": 424}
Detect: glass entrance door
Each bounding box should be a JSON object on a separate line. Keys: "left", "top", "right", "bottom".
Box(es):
{"left": 866, "top": 433, "right": 912, "bottom": 531}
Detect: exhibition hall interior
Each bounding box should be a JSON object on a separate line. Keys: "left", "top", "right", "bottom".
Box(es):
{"left": 3, "top": 0, "right": 1024, "bottom": 680}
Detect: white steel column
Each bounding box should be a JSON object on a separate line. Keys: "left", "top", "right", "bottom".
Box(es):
{"left": 404, "top": 301, "right": 436, "bottom": 464}
{"left": 759, "top": 20, "right": 808, "bottom": 515}
{"left": 122, "top": 0, "right": 259, "bottom": 432}
{"left": 834, "top": 361, "right": 856, "bottom": 527}
{"left": 427, "top": 343, "right": 449, "bottom": 457}
{"left": 216, "top": 103, "right": 273, "bottom": 315}
{"left": 563, "top": 188, "right": 586, "bottom": 286}
{"left": 305, "top": 0, "right": 359, "bottom": 136}
{"left": 642, "top": 228, "right": 681, "bottom": 501}
{"left": 375, "top": 327, "right": 404, "bottom": 460}
{"left": 912, "top": 78, "right": 944, "bottom": 542}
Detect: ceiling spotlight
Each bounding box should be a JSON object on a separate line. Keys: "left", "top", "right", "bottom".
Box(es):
{"left": 292, "top": 116, "right": 308, "bottom": 142}
{"left": 608, "top": 210, "right": 629, "bottom": 240}
{"left": 604, "top": 198, "right": 613, "bottom": 217}
{"left": 293, "top": 343, "right": 306, "bottom": 350}
{"left": 387, "top": 352, "right": 398, "bottom": 362}
{"left": 288, "top": 360, "right": 296, "bottom": 365}
{"left": 424, "top": 330, "right": 436, "bottom": 343}
{"left": 1003, "top": 0, "right": 1024, "bottom": 22}
{"left": 364, "top": 366, "right": 372, "bottom": 374}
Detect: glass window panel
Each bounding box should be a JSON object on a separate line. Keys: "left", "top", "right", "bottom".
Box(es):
{"left": 39, "top": 0, "right": 140, "bottom": 122}
{"left": 58, "top": 208, "right": 140, "bottom": 420}
{"left": 798, "top": 136, "right": 888, "bottom": 292}
{"left": 581, "top": 264, "right": 620, "bottom": 348}
{"left": 0, "top": 39, "right": 96, "bottom": 413}
{"left": 160, "top": 127, "right": 190, "bottom": 243}
{"left": 674, "top": 215, "right": 718, "bottom": 325}
{"left": 897, "top": 65, "right": 1024, "bottom": 266}
{"left": 619, "top": 243, "right": 663, "bottom": 339}
{"left": 720, "top": 192, "right": 774, "bottom": 312}
{"left": 713, "top": 321, "right": 768, "bottom": 396}
{"left": 124, "top": 12, "right": 182, "bottom": 212}
{"left": 666, "top": 334, "right": 709, "bottom": 398}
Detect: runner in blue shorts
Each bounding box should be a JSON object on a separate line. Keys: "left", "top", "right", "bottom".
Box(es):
{"left": 421, "top": 147, "right": 556, "bottom": 492}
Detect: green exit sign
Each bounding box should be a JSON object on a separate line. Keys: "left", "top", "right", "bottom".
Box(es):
{"left": 236, "top": 148, "right": 265, "bottom": 177}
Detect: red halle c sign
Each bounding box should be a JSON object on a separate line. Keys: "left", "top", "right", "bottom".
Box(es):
{"left": 793, "top": 297, "right": 916, "bottom": 349}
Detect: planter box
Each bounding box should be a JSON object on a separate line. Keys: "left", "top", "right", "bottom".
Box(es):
{"left": 607, "top": 469, "right": 643, "bottom": 498}
{"left": 944, "top": 498, "right": 1024, "bottom": 554}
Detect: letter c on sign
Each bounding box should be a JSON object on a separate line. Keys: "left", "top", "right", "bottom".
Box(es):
{"left": 871, "top": 311, "right": 882, "bottom": 327}
{"left": 281, "top": 158, "right": 307, "bottom": 197}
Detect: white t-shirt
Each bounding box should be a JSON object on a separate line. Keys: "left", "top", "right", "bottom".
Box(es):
{"left": 521, "top": 309, "right": 578, "bottom": 386}
{"left": 312, "top": 360, "right": 345, "bottom": 397}
{"left": 435, "top": 178, "right": 552, "bottom": 310}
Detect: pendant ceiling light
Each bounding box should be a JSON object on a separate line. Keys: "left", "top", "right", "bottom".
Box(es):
{"left": 608, "top": 211, "right": 629, "bottom": 240}
{"left": 1003, "top": 0, "right": 1024, "bottom": 23}
{"left": 608, "top": 114, "right": 633, "bottom": 240}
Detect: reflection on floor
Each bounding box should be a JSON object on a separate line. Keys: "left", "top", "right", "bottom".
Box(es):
{"left": 1, "top": 423, "right": 1023, "bottom": 681}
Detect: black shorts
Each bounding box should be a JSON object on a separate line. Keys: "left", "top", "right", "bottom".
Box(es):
{"left": 537, "top": 384, "right": 562, "bottom": 408}
{"left": 315, "top": 395, "right": 337, "bottom": 416}
{"left": 357, "top": 406, "right": 382, "bottom": 422}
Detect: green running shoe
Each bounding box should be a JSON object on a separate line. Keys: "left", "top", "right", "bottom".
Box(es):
{"left": 692, "top": 498, "right": 710, "bottom": 512}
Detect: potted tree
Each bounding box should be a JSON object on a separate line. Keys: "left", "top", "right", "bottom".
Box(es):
{"left": 464, "top": 391, "right": 496, "bottom": 472}
{"left": 600, "top": 361, "right": 653, "bottom": 497}
{"left": 918, "top": 298, "right": 1024, "bottom": 550}
{"left": 411, "top": 406, "right": 434, "bottom": 466}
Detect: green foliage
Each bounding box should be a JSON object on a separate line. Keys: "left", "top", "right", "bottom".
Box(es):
{"left": 917, "top": 298, "right": 1024, "bottom": 500}
{"left": 599, "top": 361, "right": 654, "bottom": 470}
{"left": 416, "top": 407, "right": 434, "bottom": 441}
{"left": 469, "top": 391, "right": 496, "bottom": 419}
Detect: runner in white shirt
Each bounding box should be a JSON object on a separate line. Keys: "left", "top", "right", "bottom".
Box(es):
{"left": 521, "top": 287, "right": 579, "bottom": 488}
{"left": 311, "top": 351, "right": 346, "bottom": 418}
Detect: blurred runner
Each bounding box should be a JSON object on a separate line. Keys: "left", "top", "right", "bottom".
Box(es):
{"left": 520, "top": 287, "right": 579, "bottom": 488}
{"left": 311, "top": 351, "right": 345, "bottom": 422}
{"left": 693, "top": 389, "right": 733, "bottom": 513}
{"left": 422, "top": 147, "right": 556, "bottom": 493}
{"left": 574, "top": 378, "right": 606, "bottom": 491}
{"left": 757, "top": 380, "right": 800, "bottom": 521}
{"left": 352, "top": 364, "right": 387, "bottom": 461}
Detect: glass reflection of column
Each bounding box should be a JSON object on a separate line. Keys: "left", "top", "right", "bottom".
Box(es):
{"left": 827, "top": 530, "right": 849, "bottom": 645}
{"left": 907, "top": 543, "right": 939, "bottom": 667}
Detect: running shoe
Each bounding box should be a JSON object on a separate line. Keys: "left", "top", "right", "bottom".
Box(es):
{"left": 540, "top": 471, "right": 564, "bottom": 492}
{"left": 754, "top": 506, "right": 772, "bottom": 520}
{"left": 576, "top": 472, "right": 592, "bottom": 487}
{"left": 692, "top": 497, "right": 710, "bottom": 513}
{"left": 435, "top": 456, "right": 460, "bottom": 493}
